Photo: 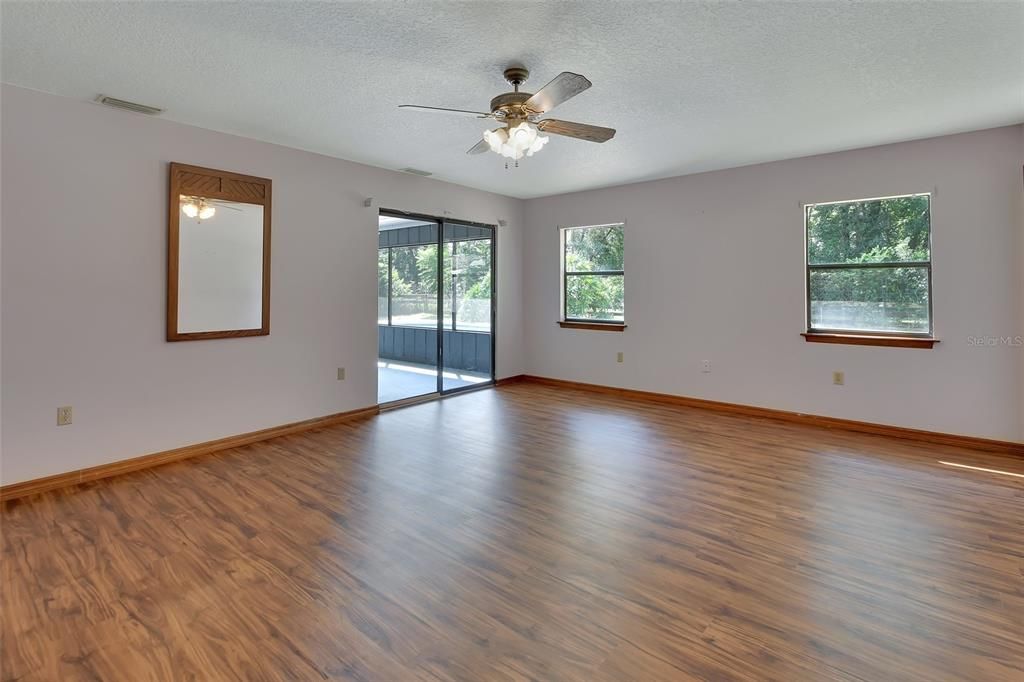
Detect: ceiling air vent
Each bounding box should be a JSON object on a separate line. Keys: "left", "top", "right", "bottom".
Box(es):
{"left": 94, "top": 95, "right": 164, "bottom": 116}
{"left": 399, "top": 167, "right": 433, "bottom": 177}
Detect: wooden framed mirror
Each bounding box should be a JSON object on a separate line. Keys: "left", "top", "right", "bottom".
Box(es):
{"left": 167, "top": 163, "right": 271, "bottom": 341}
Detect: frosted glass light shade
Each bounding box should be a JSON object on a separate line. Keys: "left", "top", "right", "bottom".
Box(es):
{"left": 483, "top": 122, "right": 549, "bottom": 161}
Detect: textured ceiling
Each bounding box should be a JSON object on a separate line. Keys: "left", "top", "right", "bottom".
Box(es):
{"left": 3, "top": 1, "right": 1022, "bottom": 199}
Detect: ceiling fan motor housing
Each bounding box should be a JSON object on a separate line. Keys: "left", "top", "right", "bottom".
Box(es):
{"left": 493, "top": 67, "right": 538, "bottom": 122}
{"left": 490, "top": 91, "right": 534, "bottom": 119}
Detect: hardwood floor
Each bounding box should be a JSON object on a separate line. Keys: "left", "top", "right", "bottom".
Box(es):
{"left": 2, "top": 382, "right": 1022, "bottom": 681}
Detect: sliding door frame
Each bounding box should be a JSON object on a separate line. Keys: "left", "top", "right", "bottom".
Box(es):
{"left": 378, "top": 208, "right": 497, "bottom": 398}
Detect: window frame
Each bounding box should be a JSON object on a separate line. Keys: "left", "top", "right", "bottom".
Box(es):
{"left": 803, "top": 193, "right": 934, "bottom": 340}
{"left": 560, "top": 223, "right": 626, "bottom": 327}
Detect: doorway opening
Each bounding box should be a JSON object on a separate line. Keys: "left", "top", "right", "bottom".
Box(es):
{"left": 377, "top": 211, "right": 495, "bottom": 404}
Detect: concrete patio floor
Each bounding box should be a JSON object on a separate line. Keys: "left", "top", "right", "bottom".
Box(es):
{"left": 378, "top": 360, "right": 490, "bottom": 404}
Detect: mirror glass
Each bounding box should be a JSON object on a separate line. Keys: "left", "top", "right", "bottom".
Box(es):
{"left": 177, "top": 195, "right": 264, "bottom": 333}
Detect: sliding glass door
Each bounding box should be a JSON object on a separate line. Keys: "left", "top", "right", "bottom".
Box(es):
{"left": 376, "top": 211, "right": 494, "bottom": 404}
{"left": 377, "top": 215, "right": 441, "bottom": 403}
{"left": 441, "top": 222, "right": 494, "bottom": 393}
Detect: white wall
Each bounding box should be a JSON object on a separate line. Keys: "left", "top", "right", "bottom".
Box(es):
{"left": 1018, "top": 125, "right": 1024, "bottom": 438}
{"left": 523, "top": 126, "right": 1024, "bottom": 442}
{"left": 0, "top": 84, "right": 524, "bottom": 485}
{"left": 2, "top": 84, "right": 1021, "bottom": 486}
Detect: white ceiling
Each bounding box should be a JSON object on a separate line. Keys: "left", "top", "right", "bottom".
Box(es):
{"left": 3, "top": 1, "right": 1022, "bottom": 199}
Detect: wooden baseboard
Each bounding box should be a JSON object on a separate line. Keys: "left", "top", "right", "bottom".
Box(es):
{"left": 8, "top": 375, "right": 1017, "bottom": 502}
{"left": 513, "top": 375, "right": 1024, "bottom": 456}
{"left": 0, "top": 405, "right": 380, "bottom": 502}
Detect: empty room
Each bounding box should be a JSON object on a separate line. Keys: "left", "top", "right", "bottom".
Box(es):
{"left": 1, "top": 1, "right": 1022, "bottom": 680}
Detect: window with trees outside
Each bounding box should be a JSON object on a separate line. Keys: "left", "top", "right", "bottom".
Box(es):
{"left": 562, "top": 224, "right": 624, "bottom": 324}
{"left": 377, "top": 239, "right": 492, "bottom": 332}
{"left": 805, "top": 194, "right": 932, "bottom": 337}
{"left": 378, "top": 244, "right": 438, "bottom": 328}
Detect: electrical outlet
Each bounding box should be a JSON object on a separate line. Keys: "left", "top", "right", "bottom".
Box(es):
{"left": 701, "top": 360, "right": 711, "bottom": 373}
{"left": 616, "top": 352, "right": 624, "bottom": 363}
{"left": 337, "top": 367, "right": 346, "bottom": 381}
{"left": 57, "top": 406, "right": 72, "bottom": 426}
{"left": 833, "top": 371, "right": 845, "bottom": 386}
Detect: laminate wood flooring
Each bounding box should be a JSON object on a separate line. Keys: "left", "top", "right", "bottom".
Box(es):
{"left": 3, "top": 382, "right": 1022, "bottom": 681}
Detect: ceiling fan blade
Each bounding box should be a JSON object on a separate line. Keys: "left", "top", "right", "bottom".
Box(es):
{"left": 466, "top": 138, "right": 490, "bottom": 155}
{"left": 399, "top": 105, "right": 493, "bottom": 118}
{"left": 537, "top": 119, "right": 616, "bottom": 143}
{"left": 524, "top": 72, "right": 591, "bottom": 114}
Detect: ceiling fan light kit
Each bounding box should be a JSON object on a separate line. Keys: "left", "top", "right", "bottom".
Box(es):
{"left": 181, "top": 197, "right": 215, "bottom": 220}
{"left": 400, "top": 66, "right": 615, "bottom": 167}
{"left": 180, "top": 195, "right": 245, "bottom": 222}
{"left": 484, "top": 122, "right": 549, "bottom": 160}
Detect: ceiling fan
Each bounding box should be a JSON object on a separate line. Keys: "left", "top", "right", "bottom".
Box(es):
{"left": 399, "top": 67, "right": 616, "bottom": 165}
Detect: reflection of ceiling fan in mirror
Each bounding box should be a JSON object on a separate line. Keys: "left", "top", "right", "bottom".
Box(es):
{"left": 179, "top": 195, "right": 242, "bottom": 221}
{"left": 399, "top": 66, "right": 616, "bottom": 167}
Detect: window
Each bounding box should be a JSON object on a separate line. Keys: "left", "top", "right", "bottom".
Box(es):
{"left": 377, "top": 248, "right": 389, "bottom": 325}
{"left": 443, "top": 238, "right": 493, "bottom": 332}
{"left": 377, "top": 238, "right": 493, "bottom": 332}
{"left": 382, "top": 244, "right": 438, "bottom": 328}
{"left": 561, "top": 224, "right": 624, "bottom": 324}
{"left": 805, "top": 194, "right": 932, "bottom": 338}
